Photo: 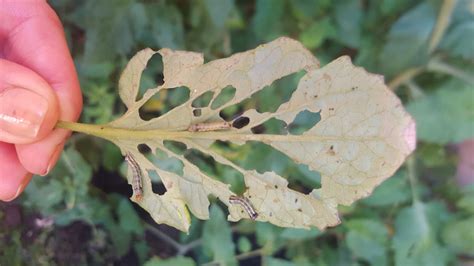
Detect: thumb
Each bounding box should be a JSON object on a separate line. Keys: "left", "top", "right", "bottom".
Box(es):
{"left": 0, "top": 59, "right": 59, "bottom": 144}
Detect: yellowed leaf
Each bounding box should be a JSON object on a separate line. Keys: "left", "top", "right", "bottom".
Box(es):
{"left": 91, "top": 37, "right": 415, "bottom": 232}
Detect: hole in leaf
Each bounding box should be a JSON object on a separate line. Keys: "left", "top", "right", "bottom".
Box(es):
{"left": 232, "top": 116, "right": 250, "bottom": 129}
{"left": 150, "top": 148, "right": 184, "bottom": 176}
{"left": 287, "top": 177, "right": 314, "bottom": 194}
{"left": 138, "top": 86, "right": 190, "bottom": 121}
{"left": 288, "top": 110, "right": 321, "bottom": 135}
{"left": 138, "top": 143, "right": 152, "bottom": 154}
{"left": 138, "top": 52, "right": 164, "bottom": 100}
{"left": 184, "top": 148, "right": 245, "bottom": 194}
{"left": 211, "top": 86, "right": 236, "bottom": 110}
{"left": 251, "top": 118, "right": 288, "bottom": 134}
{"left": 147, "top": 170, "right": 162, "bottom": 183}
{"left": 219, "top": 70, "right": 305, "bottom": 121}
{"left": 151, "top": 180, "right": 166, "bottom": 196}
{"left": 193, "top": 109, "right": 202, "bottom": 117}
{"left": 251, "top": 71, "right": 304, "bottom": 113}
{"left": 213, "top": 141, "right": 321, "bottom": 192}
{"left": 163, "top": 140, "right": 188, "bottom": 155}
{"left": 192, "top": 91, "right": 214, "bottom": 108}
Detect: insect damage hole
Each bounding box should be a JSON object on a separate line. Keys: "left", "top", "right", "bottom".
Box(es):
{"left": 232, "top": 116, "right": 250, "bottom": 129}
{"left": 251, "top": 118, "right": 287, "bottom": 134}
{"left": 288, "top": 110, "right": 321, "bottom": 135}
{"left": 137, "top": 52, "right": 164, "bottom": 101}
{"left": 192, "top": 91, "right": 214, "bottom": 108}
{"left": 138, "top": 86, "right": 190, "bottom": 121}
{"left": 210, "top": 86, "right": 236, "bottom": 110}
{"left": 184, "top": 148, "right": 245, "bottom": 194}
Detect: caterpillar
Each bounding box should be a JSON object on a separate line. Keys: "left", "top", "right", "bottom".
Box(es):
{"left": 125, "top": 152, "right": 143, "bottom": 201}
{"left": 187, "top": 121, "right": 232, "bottom": 132}
{"left": 229, "top": 195, "right": 258, "bottom": 220}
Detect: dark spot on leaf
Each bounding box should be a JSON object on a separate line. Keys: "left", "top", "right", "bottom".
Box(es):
{"left": 138, "top": 144, "right": 151, "bottom": 154}
{"left": 233, "top": 116, "right": 250, "bottom": 129}
{"left": 193, "top": 109, "right": 201, "bottom": 117}
{"left": 327, "top": 145, "right": 336, "bottom": 156}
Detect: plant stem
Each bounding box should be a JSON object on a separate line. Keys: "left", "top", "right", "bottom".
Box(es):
{"left": 404, "top": 79, "right": 425, "bottom": 100}
{"left": 145, "top": 224, "right": 183, "bottom": 251}
{"left": 201, "top": 248, "right": 265, "bottom": 266}
{"left": 406, "top": 155, "right": 420, "bottom": 203}
{"left": 388, "top": 67, "right": 424, "bottom": 91}
{"left": 145, "top": 223, "right": 203, "bottom": 255}
{"left": 428, "top": 0, "right": 457, "bottom": 53}
{"left": 427, "top": 59, "right": 474, "bottom": 84}
{"left": 56, "top": 120, "right": 346, "bottom": 143}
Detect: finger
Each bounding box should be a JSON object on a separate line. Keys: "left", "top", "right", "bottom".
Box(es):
{"left": 0, "top": 59, "right": 59, "bottom": 144}
{"left": 1, "top": 3, "right": 82, "bottom": 175}
{"left": 0, "top": 142, "right": 32, "bottom": 202}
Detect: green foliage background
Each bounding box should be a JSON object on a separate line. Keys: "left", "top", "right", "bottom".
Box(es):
{"left": 1, "top": 0, "right": 473, "bottom": 265}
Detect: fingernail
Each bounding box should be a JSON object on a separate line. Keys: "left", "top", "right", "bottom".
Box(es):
{"left": 0, "top": 87, "right": 48, "bottom": 139}
{"left": 41, "top": 142, "right": 64, "bottom": 176}
{"left": 4, "top": 173, "right": 33, "bottom": 202}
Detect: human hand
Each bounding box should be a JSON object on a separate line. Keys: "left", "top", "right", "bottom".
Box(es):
{"left": 0, "top": 1, "right": 82, "bottom": 201}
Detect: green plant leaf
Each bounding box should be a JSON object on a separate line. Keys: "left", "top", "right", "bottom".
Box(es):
{"left": 439, "top": 0, "right": 474, "bottom": 60}
{"left": 379, "top": 2, "right": 437, "bottom": 76}
{"left": 252, "top": 0, "right": 285, "bottom": 41}
{"left": 407, "top": 80, "right": 474, "bottom": 144}
{"left": 299, "top": 18, "right": 336, "bottom": 49}
{"left": 280, "top": 228, "right": 321, "bottom": 240}
{"left": 237, "top": 236, "right": 252, "bottom": 253}
{"left": 333, "top": 0, "right": 363, "bottom": 48}
{"left": 265, "top": 257, "right": 296, "bottom": 266}
{"left": 203, "top": 0, "right": 235, "bottom": 30}
{"left": 202, "top": 205, "right": 237, "bottom": 266}
{"left": 144, "top": 256, "right": 196, "bottom": 266}
{"left": 118, "top": 199, "right": 143, "bottom": 235}
{"left": 361, "top": 170, "right": 411, "bottom": 207}
{"left": 442, "top": 216, "right": 474, "bottom": 256}
{"left": 345, "top": 219, "right": 389, "bottom": 266}
{"left": 392, "top": 202, "right": 451, "bottom": 266}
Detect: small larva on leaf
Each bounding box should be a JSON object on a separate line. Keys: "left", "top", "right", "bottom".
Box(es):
{"left": 125, "top": 152, "right": 143, "bottom": 201}
{"left": 229, "top": 195, "right": 258, "bottom": 220}
{"left": 187, "top": 121, "right": 232, "bottom": 132}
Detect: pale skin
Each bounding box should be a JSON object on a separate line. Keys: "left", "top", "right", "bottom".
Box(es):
{"left": 0, "top": 0, "right": 82, "bottom": 201}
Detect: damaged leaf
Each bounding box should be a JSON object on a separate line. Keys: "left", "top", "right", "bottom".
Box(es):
{"left": 66, "top": 37, "right": 416, "bottom": 232}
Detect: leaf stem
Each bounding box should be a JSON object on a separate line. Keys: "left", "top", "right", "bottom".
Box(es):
{"left": 388, "top": 67, "right": 424, "bottom": 91}
{"left": 428, "top": 0, "right": 457, "bottom": 53}
{"left": 56, "top": 120, "right": 346, "bottom": 143}
{"left": 145, "top": 224, "right": 182, "bottom": 251}
{"left": 427, "top": 58, "right": 474, "bottom": 84}
{"left": 406, "top": 155, "right": 420, "bottom": 203}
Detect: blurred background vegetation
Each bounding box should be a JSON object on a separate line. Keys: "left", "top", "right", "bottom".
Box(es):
{"left": 1, "top": 0, "right": 473, "bottom": 265}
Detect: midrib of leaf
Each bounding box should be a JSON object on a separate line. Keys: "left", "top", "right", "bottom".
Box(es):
{"left": 56, "top": 120, "right": 383, "bottom": 143}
